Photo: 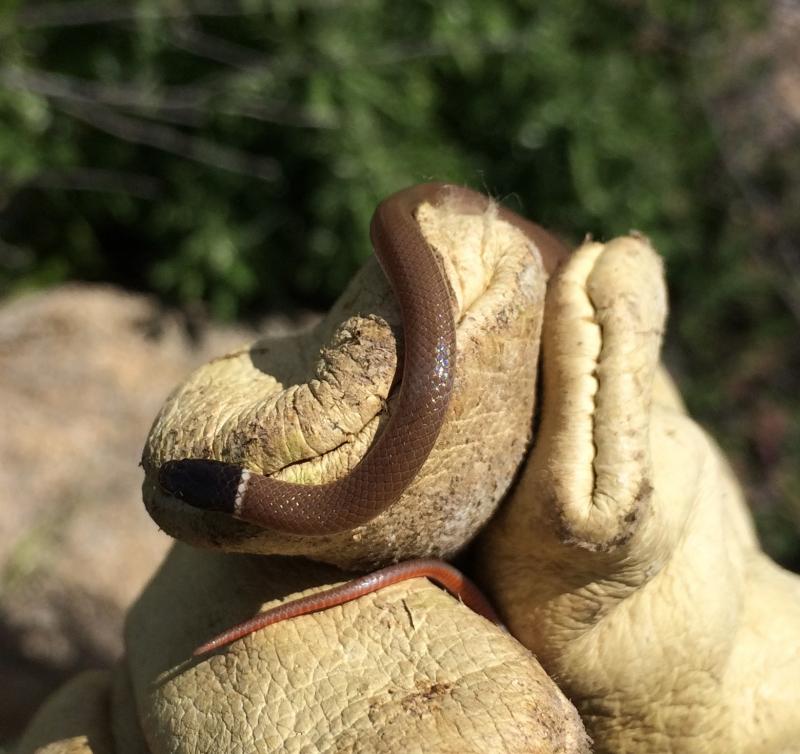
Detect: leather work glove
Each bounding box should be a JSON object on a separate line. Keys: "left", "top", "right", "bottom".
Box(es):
{"left": 477, "top": 236, "right": 800, "bottom": 753}
{"left": 15, "top": 189, "right": 590, "bottom": 753}
{"left": 17, "top": 190, "right": 797, "bottom": 754}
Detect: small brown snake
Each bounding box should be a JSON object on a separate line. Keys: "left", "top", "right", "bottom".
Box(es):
{"left": 158, "top": 183, "right": 567, "bottom": 653}
{"left": 194, "top": 558, "right": 503, "bottom": 655}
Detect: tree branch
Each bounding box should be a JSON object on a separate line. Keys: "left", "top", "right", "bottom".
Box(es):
{"left": 14, "top": 0, "right": 356, "bottom": 30}
{"left": 55, "top": 101, "right": 281, "bottom": 182}
{"left": 22, "top": 167, "right": 162, "bottom": 200}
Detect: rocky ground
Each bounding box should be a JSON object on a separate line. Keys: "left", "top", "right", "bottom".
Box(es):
{"left": 0, "top": 284, "right": 310, "bottom": 744}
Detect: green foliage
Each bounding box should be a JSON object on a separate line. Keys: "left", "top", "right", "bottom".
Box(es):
{"left": 0, "top": 0, "right": 760, "bottom": 311}
{"left": 1, "top": 0, "right": 798, "bottom": 566}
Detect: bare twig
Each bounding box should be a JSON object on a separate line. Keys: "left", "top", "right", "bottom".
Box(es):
{"left": 55, "top": 101, "right": 281, "bottom": 182}
{"left": 167, "top": 18, "right": 264, "bottom": 70}
{"left": 0, "top": 66, "right": 196, "bottom": 110}
{"left": 14, "top": 0, "right": 355, "bottom": 31}
{"left": 705, "top": 102, "right": 800, "bottom": 326}
{"left": 15, "top": 0, "right": 245, "bottom": 29}
{"left": 701, "top": 60, "right": 800, "bottom": 328}
{"left": 695, "top": 0, "right": 800, "bottom": 326}
{"left": 0, "top": 65, "right": 337, "bottom": 129}
{"left": 22, "top": 167, "right": 162, "bottom": 200}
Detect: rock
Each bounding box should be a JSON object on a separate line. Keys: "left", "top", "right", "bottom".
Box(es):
{"left": 0, "top": 284, "right": 303, "bottom": 741}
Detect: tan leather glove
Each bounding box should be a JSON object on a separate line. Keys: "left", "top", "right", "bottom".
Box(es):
{"left": 16, "top": 547, "right": 589, "bottom": 754}
{"left": 477, "top": 236, "right": 800, "bottom": 754}
{"left": 15, "top": 191, "right": 590, "bottom": 753}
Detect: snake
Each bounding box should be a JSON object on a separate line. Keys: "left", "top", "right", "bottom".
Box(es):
{"left": 193, "top": 558, "right": 504, "bottom": 655}
{"left": 156, "top": 183, "right": 567, "bottom": 652}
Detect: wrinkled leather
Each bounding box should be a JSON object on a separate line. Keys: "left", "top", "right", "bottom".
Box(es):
{"left": 140, "top": 193, "right": 554, "bottom": 572}
{"left": 21, "top": 208, "right": 797, "bottom": 754}
{"left": 17, "top": 547, "right": 590, "bottom": 753}
{"left": 135, "top": 547, "right": 589, "bottom": 753}
{"left": 17, "top": 196, "right": 591, "bottom": 753}
{"left": 477, "top": 236, "right": 800, "bottom": 753}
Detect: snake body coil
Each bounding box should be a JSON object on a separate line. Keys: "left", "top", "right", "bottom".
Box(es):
{"left": 158, "top": 183, "right": 566, "bottom": 535}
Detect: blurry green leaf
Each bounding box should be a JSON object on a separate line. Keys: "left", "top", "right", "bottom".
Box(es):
{"left": 1, "top": 0, "right": 797, "bottom": 567}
